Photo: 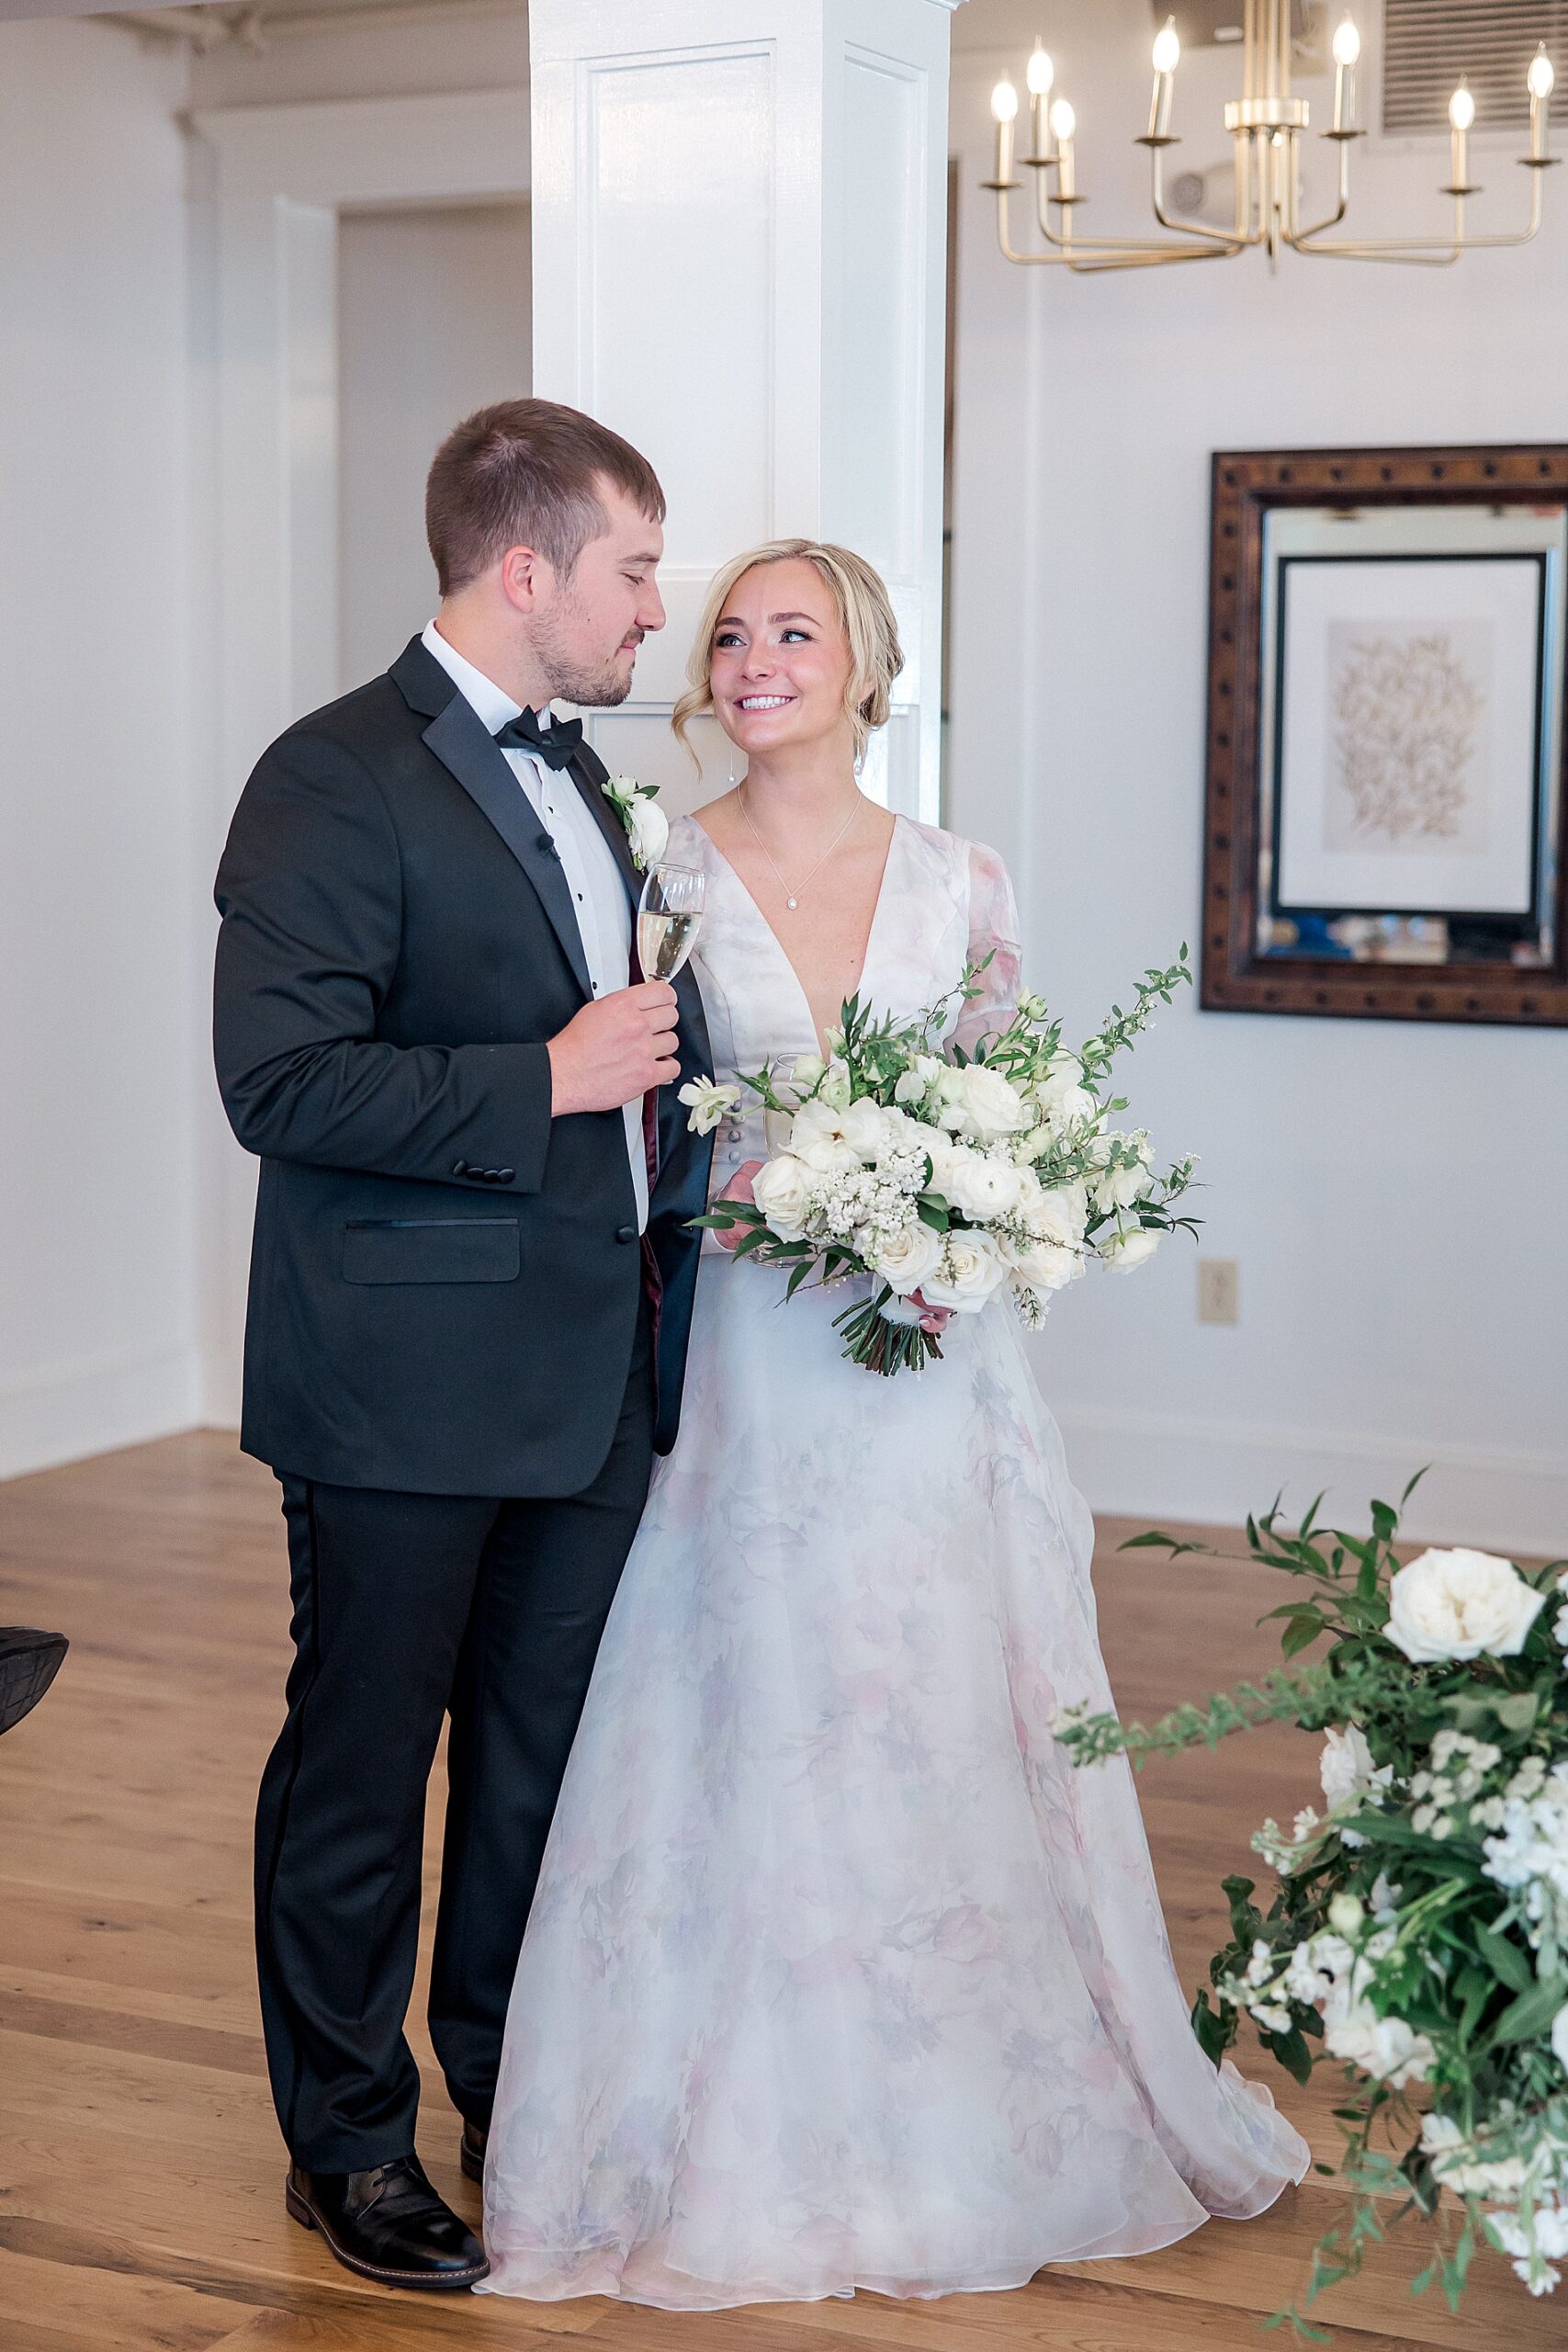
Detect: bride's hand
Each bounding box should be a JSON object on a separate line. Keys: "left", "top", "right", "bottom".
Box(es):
{"left": 713, "top": 1159, "right": 764, "bottom": 1252}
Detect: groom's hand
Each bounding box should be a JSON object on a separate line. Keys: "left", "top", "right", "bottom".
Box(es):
{"left": 547, "top": 981, "right": 679, "bottom": 1115}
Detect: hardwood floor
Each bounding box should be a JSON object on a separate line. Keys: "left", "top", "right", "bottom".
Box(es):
{"left": 0, "top": 1430, "right": 1554, "bottom": 2350}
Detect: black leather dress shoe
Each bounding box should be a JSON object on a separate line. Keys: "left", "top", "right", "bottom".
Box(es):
{"left": 459, "top": 2119, "right": 488, "bottom": 2185}
{"left": 0, "top": 1629, "right": 68, "bottom": 1737}
{"left": 286, "top": 2154, "right": 489, "bottom": 2288}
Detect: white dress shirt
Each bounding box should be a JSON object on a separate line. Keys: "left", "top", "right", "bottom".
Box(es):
{"left": 421, "top": 621, "right": 647, "bottom": 1230}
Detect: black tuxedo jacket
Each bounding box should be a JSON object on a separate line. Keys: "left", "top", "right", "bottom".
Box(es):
{"left": 213, "top": 636, "right": 715, "bottom": 1498}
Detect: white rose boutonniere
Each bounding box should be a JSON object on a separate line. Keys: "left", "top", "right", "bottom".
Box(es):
{"left": 602, "top": 775, "right": 669, "bottom": 871}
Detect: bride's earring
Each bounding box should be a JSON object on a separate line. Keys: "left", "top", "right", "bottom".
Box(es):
{"left": 853, "top": 750, "right": 864, "bottom": 780}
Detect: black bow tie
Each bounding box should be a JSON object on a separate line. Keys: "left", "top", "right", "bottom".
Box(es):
{"left": 492, "top": 707, "right": 584, "bottom": 771}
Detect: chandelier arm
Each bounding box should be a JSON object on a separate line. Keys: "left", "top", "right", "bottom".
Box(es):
{"left": 1148, "top": 142, "right": 1257, "bottom": 248}
{"left": 999, "top": 179, "right": 1243, "bottom": 262}
{"left": 1291, "top": 169, "right": 1544, "bottom": 260}
{"left": 1290, "top": 132, "right": 1352, "bottom": 243}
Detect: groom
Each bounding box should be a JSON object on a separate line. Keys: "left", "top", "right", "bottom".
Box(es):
{"left": 214, "top": 400, "right": 713, "bottom": 2289}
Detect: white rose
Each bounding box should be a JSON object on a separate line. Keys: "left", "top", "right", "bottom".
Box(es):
{"left": 1100, "top": 1224, "right": 1160, "bottom": 1273}
{"left": 942, "top": 1152, "right": 1026, "bottom": 1222}
{"left": 790, "top": 1052, "right": 827, "bottom": 1091}
{"left": 1093, "top": 1160, "right": 1147, "bottom": 1215}
{"left": 893, "top": 1054, "right": 943, "bottom": 1106}
{"left": 626, "top": 796, "right": 669, "bottom": 869}
{"left": 750, "top": 1152, "right": 814, "bottom": 1240}
{"left": 936, "top": 1063, "right": 1031, "bottom": 1144}
{"left": 870, "top": 1218, "right": 944, "bottom": 1296}
{"left": 919, "top": 1231, "right": 1008, "bottom": 1315}
{"left": 1553, "top": 2003, "right": 1568, "bottom": 2075}
{"left": 1384, "top": 1548, "right": 1547, "bottom": 1665}
{"left": 787, "top": 1096, "right": 862, "bottom": 1173}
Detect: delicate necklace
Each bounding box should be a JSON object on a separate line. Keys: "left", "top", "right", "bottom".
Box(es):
{"left": 739, "top": 786, "right": 862, "bottom": 911}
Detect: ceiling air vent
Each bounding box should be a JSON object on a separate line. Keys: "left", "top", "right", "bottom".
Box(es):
{"left": 1382, "top": 0, "right": 1568, "bottom": 132}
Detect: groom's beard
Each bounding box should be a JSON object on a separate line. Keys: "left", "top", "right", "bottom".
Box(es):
{"left": 535, "top": 596, "right": 641, "bottom": 710}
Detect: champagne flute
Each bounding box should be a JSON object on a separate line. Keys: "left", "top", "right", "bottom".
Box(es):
{"left": 637, "top": 860, "right": 705, "bottom": 981}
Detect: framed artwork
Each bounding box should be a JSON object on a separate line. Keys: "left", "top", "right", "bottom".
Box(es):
{"left": 1201, "top": 445, "right": 1568, "bottom": 1024}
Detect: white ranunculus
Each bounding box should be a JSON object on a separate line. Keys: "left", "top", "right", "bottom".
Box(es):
{"left": 1319, "top": 1725, "right": 1393, "bottom": 1849}
{"left": 1553, "top": 2003, "right": 1568, "bottom": 2075}
{"left": 919, "top": 1231, "right": 1008, "bottom": 1315}
{"left": 750, "top": 1152, "right": 814, "bottom": 1240}
{"left": 1100, "top": 1224, "right": 1160, "bottom": 1273}
{"left": 1327, "top": 1893, "right": 1365, "bottom": 1937}
{"left": 791, "top": 1052, "right": 827, "bottom": 1091}
{"left": 629, "top": 797, "right": 669, "bottom": 869}
{"left": 870, "top": 1218, "right": 944, "bottom": 1297}
{"left": 936, "top": 1062, "right": 1031, "bottom": 1145}
{"left": 787, "top": 1096, "right": 862, "bottom": 1173}
{"left": 818, "top": 1057, "right": 852, "bottom": 1111}
{"left": 942, "top": 1152, "right": 1027, "bottom": 1223}
{"left": 1384, "top": 1547, "right": 1548, "bottom": 1665}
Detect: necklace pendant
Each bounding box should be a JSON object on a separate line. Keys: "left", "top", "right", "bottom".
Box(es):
{"left": 786, "top": 895, "right": 798, "bottom": 910}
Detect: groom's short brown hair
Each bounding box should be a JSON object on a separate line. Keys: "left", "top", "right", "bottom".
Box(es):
{"left": 426, "top": 399, "right": 666, "bottom": 596}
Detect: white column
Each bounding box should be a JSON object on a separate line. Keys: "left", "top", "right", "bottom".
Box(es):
{"left": 529, "top": 0, "right": 964, "bottom": 820}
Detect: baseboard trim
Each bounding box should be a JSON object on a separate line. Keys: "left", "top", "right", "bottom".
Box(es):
{"left": 0, "top": 1345, "right": 203, "bottom": 1482}
{"left": 1055, "top": 1405, "right": 1567, "bottom": 1557}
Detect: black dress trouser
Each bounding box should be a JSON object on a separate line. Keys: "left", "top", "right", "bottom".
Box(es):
{"left": 254, "top": 1298, "right": 654, "bottom": 2173}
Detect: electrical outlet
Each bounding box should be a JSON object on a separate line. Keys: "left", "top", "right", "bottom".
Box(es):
{"left": 1197, "top": 1257, "right": 1239, "bottom": 1325}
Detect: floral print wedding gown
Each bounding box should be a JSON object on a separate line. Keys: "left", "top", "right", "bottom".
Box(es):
{"left": 479, "top": 814, "right": 1308, "bottom": 2308}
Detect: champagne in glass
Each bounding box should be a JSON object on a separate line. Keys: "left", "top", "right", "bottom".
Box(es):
{"left": 637, "top": 860, "right": 705, "bottom": 981}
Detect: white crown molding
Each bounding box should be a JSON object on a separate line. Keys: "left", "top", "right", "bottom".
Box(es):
{"left": 103, "top": 0, "right": 527, "bottom": 51}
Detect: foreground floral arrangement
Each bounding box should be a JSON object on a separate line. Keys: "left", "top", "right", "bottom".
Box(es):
{"left": 679, "top": 952, "right": 1195, "bottom": 1374}
{"left": 1055, "top": 1484, "right": 1568, "bottom": 2335}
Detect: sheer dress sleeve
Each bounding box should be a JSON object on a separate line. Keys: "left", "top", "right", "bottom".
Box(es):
{"left": 953, "top": 840, "right": 1023, "bottom": 1054}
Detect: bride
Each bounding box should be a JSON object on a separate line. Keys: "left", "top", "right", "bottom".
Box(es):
{"left": 479, "top": 538, "right": 1308, "bottom": 2308}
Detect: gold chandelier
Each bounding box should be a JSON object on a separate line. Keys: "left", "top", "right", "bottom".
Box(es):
{"left": 985, "top": 1, "right": 1558, "bottom": 271}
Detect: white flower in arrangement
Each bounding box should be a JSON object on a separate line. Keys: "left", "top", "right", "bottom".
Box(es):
{"left": 676, "top": 1076, "right": 742, "bottom": 1136}
{"left": 1482, "top": 1760, "right": 1568, "bottom": 1940}
{"left": 933, "top": 1061, "right": 1032, "bottom": 1145}
{"left": 1100, "top": 1224, "right": 1161, "bottom": 1273}
{"left": 1553, "top": 2002, "right": 1568, "bottom": 2075}
{"left": 942, "top": 1149, "right": 1028, "bottom": 1223}
{"left": 1384, "top": 1547, "right": 1548, "bottom": 1664}
{"left": 838, "top": 1096, "right": 896, "bottom": 1161}
{"left": 818, "top": 1057, "right": 853, "bottom": 1111}
{"left": 1318, "top": 1724, "right": 1393, "bottom": 1847}
{"left": 787, "top": 1097, "right": 863, "bottom": 1174}
{"left": 893, "top": 1053, "right": 944, "bottom": 1106}
{"left": 1555, "top": 1570, "right": 1568, "bottom": 1650}
{"left": 600, "top": 775, "right": 668, "bottom": 870}
{"left": 1327, "top": 1892, "right": 1365, "bottom": 1937}
{"left": 750, "top": 1153, "right": 814, "bottom": 1240}
{"left": 1420, "top": 2114, "right": 1530, "bottom": 2198}
{"left": 919, "top": 1231, "right": 1009, "bottom": 1314}
{"left": 790, "top": 1052, "right": 828, "bottom": 1092}
{"left": 869, "top": 1218, "right": 944, "bottom": 1298}
{"left": 1093, "top": 1158, "right": 1149, "bottom": 1215}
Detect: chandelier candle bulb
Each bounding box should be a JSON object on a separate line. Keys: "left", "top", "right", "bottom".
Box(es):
{"left": 990, "top": 75, "right": 1019, "bottom": 186}
{"left": 1049, "top": 96, "right": 1077, "bottom": 199}
{"left": 1529, "top": 47, "right": 1555, "bottom": 162}
{"left": 1449, "top": 79, "right": 1474, "bottom": 192}
{"left": 1149, "top": 17, "right": 1179, "bottom": 141}
{"left": 1026, "top": 40, "right": 1055, "bottom": 163}
{"left": 1331, "top": 16, "right": 1359, "bottom": 135}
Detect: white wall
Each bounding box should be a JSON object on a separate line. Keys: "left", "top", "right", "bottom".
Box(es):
{"left": 338, "top": 200, "right": 531, "bottom": 687}
{"left": 0, "top": 19, "right": 203, "bottom": 1478}
{"left": 948, "top": 0, "right": 1568, "bottom": 1551}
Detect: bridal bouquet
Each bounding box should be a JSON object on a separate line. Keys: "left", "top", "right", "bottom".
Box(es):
{"left": 679, "top": 950, "right": 1195, "bottom": 1375}
{"left": 1055, "top": 1483, "right": 1568, "bottom": 2334}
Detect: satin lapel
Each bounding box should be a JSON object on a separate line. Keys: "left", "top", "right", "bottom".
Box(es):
{"left": 422, "top": 692, "right": 593, "bottom": 1001}
{"left": 567, "top": 740, "right": 641, "bottom": 914}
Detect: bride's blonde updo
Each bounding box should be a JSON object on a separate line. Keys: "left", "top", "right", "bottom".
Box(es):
{"left": 671, "top": 538, "right": 903, "bottom": 763}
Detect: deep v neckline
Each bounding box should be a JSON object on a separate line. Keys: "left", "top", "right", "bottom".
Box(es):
{"left": 692, "top": 813, "right": 903, "bottom": 1060}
